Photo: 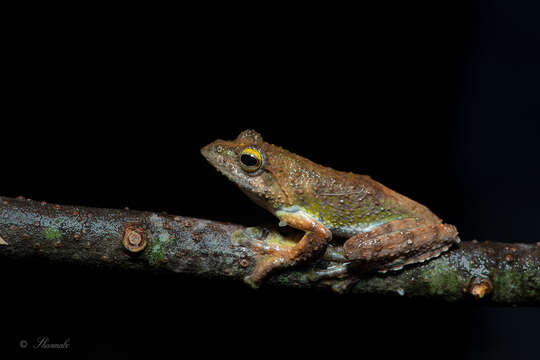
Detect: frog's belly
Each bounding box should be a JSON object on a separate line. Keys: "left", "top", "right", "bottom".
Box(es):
{"left": 277, "top": 205, "right": 404, "bottom": 238}
{"left": 324, "top": 220, "right": 386, "bottom": 238}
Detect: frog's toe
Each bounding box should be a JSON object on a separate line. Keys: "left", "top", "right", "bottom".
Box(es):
{"left": 243, "top": 274, "right": 261, "bottom": 289}
{"left": 241, "top": 254, "right": 291, "bottom": 289}
{"left": 232, "top": 235, "right": 256, "bottom": 248}
{"left": 306, "top": 262, "right": 352, "bottom": 282}
{"left": 234, "top": 237, "right": 292, "bottom": 260}
{"left": 306, "top": 269, "right": 320, "bottom": 282}
{"left": 306, "top": 268, "right": 329, "bottom": 282}
{"left": 231, "top": 228, "right": 261, "bottom": 247}
{"left": 330, "top": 279, "right": 358, "bottom": 294}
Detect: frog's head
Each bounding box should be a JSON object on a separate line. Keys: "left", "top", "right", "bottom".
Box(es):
{"left": 201, "top": 129, "right": 292, "bottom": 211}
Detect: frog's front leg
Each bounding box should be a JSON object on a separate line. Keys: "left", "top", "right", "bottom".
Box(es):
{"left": 240, "top": 212, "right": 332, "bottom": 288}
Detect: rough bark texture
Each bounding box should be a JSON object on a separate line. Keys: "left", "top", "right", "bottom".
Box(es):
{"left": 0, "top": 196, "right": 538, "bottom": 305}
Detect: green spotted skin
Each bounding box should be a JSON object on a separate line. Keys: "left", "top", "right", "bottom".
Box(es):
{"left": 298, "top": 190, "right": 409, "bottom": 236}
{"left": 277, "top": 168, "right": 440, "bottom": 238}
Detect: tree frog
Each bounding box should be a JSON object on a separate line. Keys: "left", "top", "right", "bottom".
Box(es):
{"left": 201, "top": 130, "right": 459, "bottom": 288}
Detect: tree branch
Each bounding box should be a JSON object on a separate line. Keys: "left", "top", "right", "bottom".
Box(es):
{"left": 0, "top": 196, "right": 538, "bottom": 305}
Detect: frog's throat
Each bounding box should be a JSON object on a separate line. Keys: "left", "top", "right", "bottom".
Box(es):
{"left": 239, "top": 180, "right": 289, "bottom": 213}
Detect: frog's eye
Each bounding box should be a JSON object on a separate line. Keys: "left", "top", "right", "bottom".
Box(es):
{"left": 239, "top": 147, "right": 264, "bottom": 173}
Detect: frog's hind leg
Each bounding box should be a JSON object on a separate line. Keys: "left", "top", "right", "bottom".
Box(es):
{"left": 235, "top": 213, "right": 332, "bottom": 288}
{"left": 306, "top": 262, "right": 352, "bottom": 282}
{"left": 343, "top": 219, "right": 459, "bottom": 272}
{"left": 305, "top": 244, "right": 351, "bottom": 282}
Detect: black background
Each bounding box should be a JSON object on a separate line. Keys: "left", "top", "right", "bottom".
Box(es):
{"left": 1, "top": 1, "right": 540, "bottom": 359}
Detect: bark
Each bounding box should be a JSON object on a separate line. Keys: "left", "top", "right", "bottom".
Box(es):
{"left": 0, "top": 196, "right": 538, "bottom": 305}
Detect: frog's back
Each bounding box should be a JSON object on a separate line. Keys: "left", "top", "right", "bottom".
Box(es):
{"left": 292, "top": 163, "right": 441, "bottom": 237}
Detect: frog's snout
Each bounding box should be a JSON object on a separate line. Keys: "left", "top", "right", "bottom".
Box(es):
{"left": 200, "top": 143, "right": 213, "bottom": 160}
{"left": 201, "top": 140, "right": 232, "bottom": 163}
{"left": 201, "top": 141, "right": 234, "bottom": 174}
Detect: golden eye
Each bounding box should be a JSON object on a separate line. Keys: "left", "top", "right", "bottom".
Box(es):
{"left": 239, "top": 147, "right": 263, "bottom": 173}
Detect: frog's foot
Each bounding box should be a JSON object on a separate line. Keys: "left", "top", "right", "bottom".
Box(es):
{"left": 322, "top": 244, "right": 348, "bottom": 262}
{"left": 231, "top": 228, "right": 296, "bottom": 288}
{"left": 306, "top": 262, "right": 352, "bottom": 282}
{"left": 243, "top": 254, "right": 290, "bottom": 288}
{"left": 232, "top": 213, "right": 332, "bottom": 288}
{"left": 328, "top": 278, "right": 360, "bottom": 294}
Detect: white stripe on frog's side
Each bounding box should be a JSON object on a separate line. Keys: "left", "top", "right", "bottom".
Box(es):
{"left": 275, "top": 205, "right": 385, "bottom": 238}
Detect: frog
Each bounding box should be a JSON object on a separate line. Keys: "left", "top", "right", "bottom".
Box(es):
{"left": 201, "top": 129, "right": 459, "bottom": 288}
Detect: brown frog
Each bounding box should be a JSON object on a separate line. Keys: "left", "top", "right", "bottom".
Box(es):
{"left": 201, "top": 130, "right": 459, "bottom": 288}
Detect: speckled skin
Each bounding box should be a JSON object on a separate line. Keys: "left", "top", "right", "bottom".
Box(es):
{"left": 202, "top": 130, "right": 459, "bottom": 288}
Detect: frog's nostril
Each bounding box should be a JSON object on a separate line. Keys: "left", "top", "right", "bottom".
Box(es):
{"left": 201, "top": 142, "right": 227, "bottom": 158}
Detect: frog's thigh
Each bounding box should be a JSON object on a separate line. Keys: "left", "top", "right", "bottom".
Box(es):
{"left": 343, "top": 222, "right": 458, "bottom": 271}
